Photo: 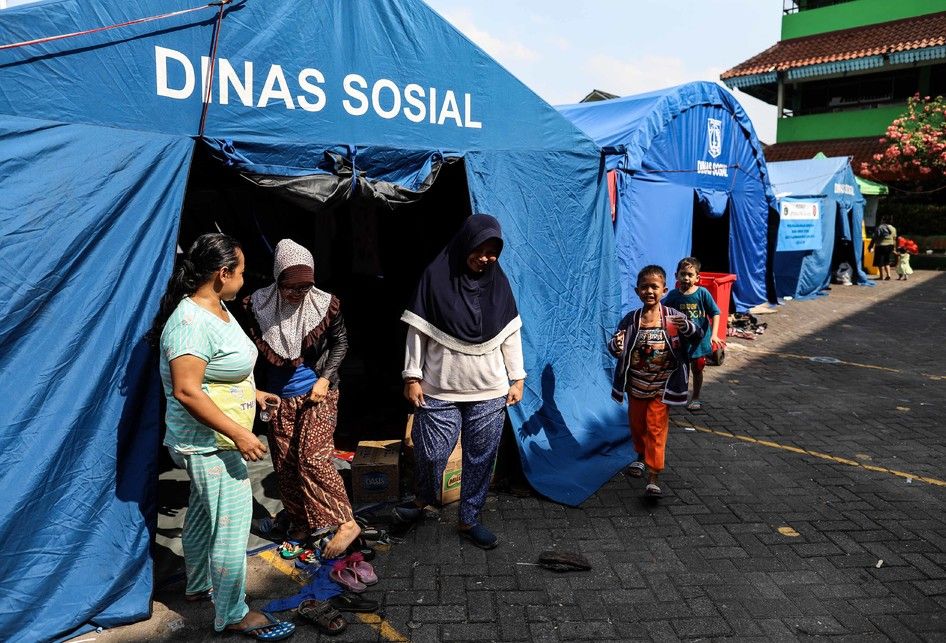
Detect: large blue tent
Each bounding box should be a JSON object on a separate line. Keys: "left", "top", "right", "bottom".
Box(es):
{"left": 0, "top": 1, "right": 635, "bottom": 639}
{"left": 558, "top": 82, "right": 778, "bottom": 313}
{"left": 768, "top": 156, "right": 873, "bottom": 299}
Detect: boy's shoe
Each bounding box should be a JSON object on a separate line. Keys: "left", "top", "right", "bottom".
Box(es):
{"left": 686, "top": 400, "right": 703, "bottom": 411}
{"left": 625, "top": 460, "right": 646, "bottom": 478}
{"left": 644, "top": 483, "right": 662, "bottom": 497}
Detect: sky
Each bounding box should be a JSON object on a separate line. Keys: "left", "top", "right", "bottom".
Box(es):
{"left": 424, "top": 0, "right": 783, "bottom": 143}
{"left": 2, "top": 0, "right": 783, "bottom": 142}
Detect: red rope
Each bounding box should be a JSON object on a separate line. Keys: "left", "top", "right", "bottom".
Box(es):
{"left": 0, "top": 2, "right": 218, "bottom": 52}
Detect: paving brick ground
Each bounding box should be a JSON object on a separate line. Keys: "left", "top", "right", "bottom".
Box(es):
{"left": 82, "top": 271, "right": 946, "bottom": 642}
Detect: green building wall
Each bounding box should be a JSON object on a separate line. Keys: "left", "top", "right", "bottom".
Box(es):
{"left": 782, "top": 0, "right": 946, "bottom": 40}
{"left": 776, "top": 104, "right": 906, "bottom": 142}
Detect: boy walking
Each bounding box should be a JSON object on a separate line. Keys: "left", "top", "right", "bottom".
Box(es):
{"left": 609, "top": 265, "right": 702, "bottom": 497}
{"left": 663, "top": 257, "right": 722, "bottom": 411}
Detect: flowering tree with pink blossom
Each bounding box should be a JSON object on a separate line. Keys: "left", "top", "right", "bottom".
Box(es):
{"left": 860, "top": 93, "right": 946, "bottom": 185}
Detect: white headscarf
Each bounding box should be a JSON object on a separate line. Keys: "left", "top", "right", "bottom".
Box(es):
{"left": 249, "top": 239, "right": 334, "bottom": 361}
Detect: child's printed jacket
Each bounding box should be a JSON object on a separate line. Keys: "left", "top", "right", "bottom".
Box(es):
{"left": 608, "top": 304, "right": 703, "bottom": 405}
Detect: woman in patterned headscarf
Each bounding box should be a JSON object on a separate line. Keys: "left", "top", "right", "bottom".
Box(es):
{"left": 243, "top": 239, "right": 360, "bottom": 559}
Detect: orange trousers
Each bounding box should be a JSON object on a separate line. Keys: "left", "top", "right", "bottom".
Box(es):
{"left": 628, "top": 395, "right": 669, "bottom": 472}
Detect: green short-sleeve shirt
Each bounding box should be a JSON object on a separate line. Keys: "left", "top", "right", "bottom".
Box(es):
{"left": 160, "top": 297, "right": 259, "bottom": 454}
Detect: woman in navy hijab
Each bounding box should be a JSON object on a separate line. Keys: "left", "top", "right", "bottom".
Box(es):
{"left": 395, "top": 214, "right": 526, "bottom": 549}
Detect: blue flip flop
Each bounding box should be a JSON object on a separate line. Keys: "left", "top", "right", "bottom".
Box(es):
{"left": 226, "top": 612, "right": 295, "bottom": 641}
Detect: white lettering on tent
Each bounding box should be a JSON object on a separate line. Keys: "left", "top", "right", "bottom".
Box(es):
{"left": 834, "top": 183, "right": 854, "bottom": 196}
{"left": 372, "top": 79, "right": 401, "bottom": 120}
{"left": 155, "top": 46, "right": 194, "bottom": 100}
{"left": 152, "top": 47, "right": 484, "bottom": 129}
{"left": 437, "top": 90, "right": 462, "bottom": 127}
{"left": 403, "top": 84, "right": 426, "bottom": 123}
{"left": 343, "top": 74, "right": 369, "bottom": 116}
{"left": 464, "top": 93, "right": 482, "bottom": 129}
{"left": 297, "top": 69, "right": 327, "bottom": 112}
{"left": 258, "top": 65, "right": 295, "bottom": 109}
{"left": 697, "top": 160, "right": 728, "bottom": 177}
{"left": 200, "top": 57, "right": 212, "bottom": 104}
{"left": 219, "top": 59, "right": 254, "bottom": 107}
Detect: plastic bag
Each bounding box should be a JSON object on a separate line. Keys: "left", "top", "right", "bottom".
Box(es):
{"left": 834, "top": 262, "right": 853, "bottom": 286}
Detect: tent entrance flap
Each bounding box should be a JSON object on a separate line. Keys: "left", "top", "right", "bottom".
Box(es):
{"left": 176, "top": 143, "right": 472, "bottom": 447}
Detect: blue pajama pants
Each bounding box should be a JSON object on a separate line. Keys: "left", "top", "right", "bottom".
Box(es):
{"left": 412, "top": 395, "right": 506, "bottom": 526}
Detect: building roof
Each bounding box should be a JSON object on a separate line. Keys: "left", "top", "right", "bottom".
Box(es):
{"left": 722, "top": 11, "right": 946, "bottom": 83}
{"left": 763, "top": 136, "right": 887, "bottom": 177}
{"left": 580, "top": 89, "right": 619, "bottom": 103}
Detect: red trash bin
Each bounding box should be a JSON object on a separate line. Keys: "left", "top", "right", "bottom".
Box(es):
{"left": 698, "top": 272, "right": 737, "bottom": 340}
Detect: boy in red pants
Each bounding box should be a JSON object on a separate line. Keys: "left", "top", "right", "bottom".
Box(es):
{"left": 609, "top": 265, "right": 701, "bottom": 496}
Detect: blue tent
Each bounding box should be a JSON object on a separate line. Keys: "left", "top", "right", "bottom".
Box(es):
{"left": 0, "top": 1, "right": 635, "bottom": 639}
{"left": 768, "top": 156, "right": 873, "bottom": 299}
{"left": 558, "top": 82, "right": 778, "bottom": 313}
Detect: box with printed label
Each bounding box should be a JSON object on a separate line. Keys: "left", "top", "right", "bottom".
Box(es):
{"left": 351, "top": 440, "right": 401, "bottom": 504}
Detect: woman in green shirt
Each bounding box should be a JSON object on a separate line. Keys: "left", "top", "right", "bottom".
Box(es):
{"left": 150, "top": 233, "right": 294, "bottom": 641}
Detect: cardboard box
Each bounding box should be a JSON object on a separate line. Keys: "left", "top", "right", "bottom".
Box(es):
{"left": 351, "top": 440, "right": 401, "bottom": 504}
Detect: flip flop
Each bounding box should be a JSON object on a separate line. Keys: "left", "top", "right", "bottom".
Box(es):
{"left": 225, "top": 612, "right": 295, "bottom": 641}
{"left": 537, "top": 550, "right": 592, "bottom": 573}
{"left": 645, "top": 483, "right": 663, "bottom": 497}
{"left": 686, "top": 400, "right": 703, "bottom": 411}
{"left": 298, "top": 549, "right": 319, "bottom": 565}
{"left": 329, "top": 592, "right": 379, "bottom": 613}
{"left": 277, "top": 541, "right": 304, "bottom": 560}
{"left": 330, "top": 561, "right": 367, "bottom": 593}
{"left": 298, "top": 599, "right": 347, "bottom": 636}
{"left": 345, "top": 552, "right": 378, "bottom": 585}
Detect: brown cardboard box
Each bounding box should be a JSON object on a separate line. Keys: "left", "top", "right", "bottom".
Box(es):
{"left": 351, "top": 440, "right": 401, "bottom": 504}
{"left": 405, "top": 414, "right": 466, "bottom": 505}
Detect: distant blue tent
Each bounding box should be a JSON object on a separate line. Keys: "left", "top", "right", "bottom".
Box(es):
{"left": 768, "top": 156, "right": 873, "bottom": 299}
{"left": 558, "top": 82, "right": 778, "bottom": 313}
{"left": 0, "top": 1, "right": 634, "bottom": 639}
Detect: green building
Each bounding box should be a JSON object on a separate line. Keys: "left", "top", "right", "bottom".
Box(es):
{"left": 721, "top": 0, "right": 946, "bottom": 174}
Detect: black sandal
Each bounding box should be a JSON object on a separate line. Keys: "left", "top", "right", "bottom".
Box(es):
{"left": 329, "top": 591, "right": 379, "bottom": 613}
{"left": 298, "top": 599, "right": 347, "bottom": 636}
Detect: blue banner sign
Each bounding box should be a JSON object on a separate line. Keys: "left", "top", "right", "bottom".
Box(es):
{"left": 777, "top": 198, "right": 822, "bottom": 251}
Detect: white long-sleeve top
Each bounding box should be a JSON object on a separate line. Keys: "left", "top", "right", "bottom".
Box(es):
{"left": 402, "top": 326, "right": 527, "bottom": 402}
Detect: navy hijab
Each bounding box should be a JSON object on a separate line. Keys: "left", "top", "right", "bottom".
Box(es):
{"left": 404, "top": 214, "right": 519, "bottom": 346}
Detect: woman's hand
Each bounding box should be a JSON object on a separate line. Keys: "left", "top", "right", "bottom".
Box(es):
{"left": 234, "top": 431, "right": 268, "bottom": 462}
{"left": 256, "top": 389, "right": 280, "bottom": 411}
{"left": 506, "top": 379, "right": 524, "bottom": 406}
{"left": 404, "top": 379, "right": 425, "bottom": 407}
{"left": 308, "top": 377, "right": 330, "bottom": 405}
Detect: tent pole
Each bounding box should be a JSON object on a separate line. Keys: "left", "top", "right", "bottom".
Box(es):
{"left": 197, "top": 0, "right": 231, "bottom": 138}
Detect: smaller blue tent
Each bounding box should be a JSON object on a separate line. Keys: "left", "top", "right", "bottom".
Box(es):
{"left": 768, "top": 156, "right": 873, "bottom": 299}
{"left": 558, "top": 82, "right": 778, "bottom": 313}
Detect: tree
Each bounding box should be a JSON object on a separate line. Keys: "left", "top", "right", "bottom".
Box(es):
{"left": 860, "top": 93, "right": 946, "bottom": 185}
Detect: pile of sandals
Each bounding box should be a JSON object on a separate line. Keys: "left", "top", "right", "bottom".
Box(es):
{"left": 727, "top": 312, "right": 767, "bottom": 340}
